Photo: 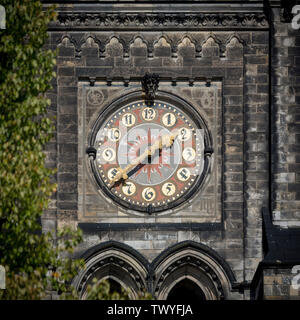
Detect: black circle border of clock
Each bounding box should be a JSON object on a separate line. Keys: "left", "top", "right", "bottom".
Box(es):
{"left": 87, "top": 90, "right": 214, "bottom": 214}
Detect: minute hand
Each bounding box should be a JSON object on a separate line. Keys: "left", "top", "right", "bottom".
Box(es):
{"left": 108, "top": 129, "right": 180, "bottom": 187}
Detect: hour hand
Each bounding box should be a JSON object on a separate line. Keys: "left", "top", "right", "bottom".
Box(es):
{"left": 108, "top": 168, "right": 129, "bottom": 188}
{"left": 108, "top": 130, "right": 180, "bottom": 188}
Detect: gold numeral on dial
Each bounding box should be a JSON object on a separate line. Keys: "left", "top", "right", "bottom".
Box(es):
{"left": 142, "top": 187, "right": 156, "bottom": 202}
{"left": 102, "top": 148, "right": 116, "bottom": 162}
{"left": 177, "top": 167, "right": 191, "bottom": 181}
{"left": 108, "top": 168, "right": 119, "bottom": 181}
{"left": 142, "top": 108, "right": 156, "bottom": 121}
{"left": 162, "top": 182, "right": 176, "bottom": 196}
{"left": 162, "top": 113, "right": 176, "bottom": 127}
{"left": 122, "top": 181, "right": 136, "bottom": 196}
{"left": 178, "top": 128, "right": 191, "bottom": 141}
{"left": 108, "top": 128, "right": 121, "bottom": 142}
{"left": 122, "top": 113, "right": 136, "bottom": 127}
{"left": 182, "top": 147, "right": 196, "bottom": 161}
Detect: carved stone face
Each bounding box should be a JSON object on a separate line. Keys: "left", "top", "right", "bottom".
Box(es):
{"left": 142, "top": 73, "right": 159, "bottom": 102}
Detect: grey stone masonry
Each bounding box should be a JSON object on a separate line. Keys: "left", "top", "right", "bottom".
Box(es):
{"left": 42, "top": 34, "right": 58, "bottom": 234}
{"left": 263, "top": 268, "right": 300, "bottom": 300}
{"left": 40, "top": 0, "right": 300, "bottom": 300}
{"left": 271, "top": 7, "right": 300, "bottom": 227}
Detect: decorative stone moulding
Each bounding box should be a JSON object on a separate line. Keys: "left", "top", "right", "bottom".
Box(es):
{"left": 72, "top": 241, "right": 237, "bottom": 299}
{"left": 50, "top": 12, "right": 269, "bottom": 31}
{"left": 154, "top": 255, "right": 226, "bottom": 300}
{"left": 73, "top": 248, "right": 148, "bottom": 300}
{"left": 57, "top": 32, "right": 245, "bottom": 60}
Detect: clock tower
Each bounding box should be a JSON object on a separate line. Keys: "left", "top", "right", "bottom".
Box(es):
{"left": 44, "top": 0, "right": 300, "bottom": 300}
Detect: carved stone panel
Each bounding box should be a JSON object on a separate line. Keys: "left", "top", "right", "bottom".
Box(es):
{"left": 78, "top": 81, "right": 222, "bottom": 224}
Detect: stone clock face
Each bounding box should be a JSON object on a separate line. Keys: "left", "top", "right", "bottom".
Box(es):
{"left": 89, "top": 98, "right": 210, "bottom": 214}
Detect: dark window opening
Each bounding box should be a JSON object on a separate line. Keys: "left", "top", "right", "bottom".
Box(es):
{"left": 108, "top": 278, "right": 122, "bottom": 295}
{"left": 167, "top": 278, "right": 206, "bottom": 301}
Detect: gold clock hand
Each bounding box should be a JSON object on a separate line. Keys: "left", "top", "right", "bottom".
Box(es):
{"left": 108, "top": 129, "right": 180, "bottom": 188}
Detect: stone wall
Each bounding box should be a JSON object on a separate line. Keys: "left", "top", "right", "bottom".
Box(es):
{"left": 271, "top": 6, "right": 300, "bottom": 227}
{"left": 41, "top": 1, "right": 279, "bottom": 299}
{"left": 263, "top": 268, "right": 300, "bottom": 299}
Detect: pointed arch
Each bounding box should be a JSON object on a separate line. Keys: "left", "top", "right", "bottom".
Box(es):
{"left": 153, "top": 36, "right": 172, "bottom": 57}
{"left": 129, "top": 36, "right": 148, "bottom": 57}
{"left": 105, "top": 36, "right": 125, "bottom": 57}
{"left": 57, "top": 34, "right": 77, "bottom": 57}
{"left": 80, "top": 33, "right": 102, "bottom": 48}
{"left": 201, "top": 34, "right": 225, "bottom": 58}
{"left": 226, "top": 34, "right": 245, "bottom": 47}
{"left": 72, "top": 241, "right": 149, "bottom": 299}
{"left": 202, "top": 35, "right": 220, "bottom": 47}
{"left": 225, "top": 34, "right": 244, "bottom": 59}
{"left": 151, "top": 241, "right": 236, "bottom": 300}
{"left": 80, "top": 34, "right": 103, "bottom": 57}
{"left": 153, "top": 35, "right": 172, "bottom": 48}
{"left": 129, "top": 35, "right": 148, "bottom": 48}
{"left": 57, "top": 33, "right": 76, "bottom": 48}
{"left": 177, "top": 34, "right": 197, "bottom": 48}
{"left": 177, "top": 35, "right": 196, "bottom": 58}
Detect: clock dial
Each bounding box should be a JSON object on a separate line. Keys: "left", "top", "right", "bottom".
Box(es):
{"left": 102, "top": 147, "right": 116, "bottom": 162}
{"left": 91, "top": 99, "right": 209, "bottom": 214}
{"left": 108, "top": 128, "right": 121, "bottom": 142}
{"left": 122, "top": 181, "right": 136, "bottom": 196}
{"left": 162, "top": 182, "right": 176, "bottom": 196}
{"left": 162, "top": 113, "right": 176, "bottom": 127}
{"left": 177, "top": 167, "right": 191, "bottom": 181}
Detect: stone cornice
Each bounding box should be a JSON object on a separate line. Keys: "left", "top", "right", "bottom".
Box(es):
{"left": 48, "top": 11, "right": 269, "bottom": 31}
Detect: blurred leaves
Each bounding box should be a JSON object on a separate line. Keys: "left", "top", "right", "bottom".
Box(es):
{"left": 0, "top": 0, "right": 68, "bottom": 300}
{"left": 0, "top": 0, "right": 152, "bottom": 301}
{"left": 85, "top": 278, "right": 130, "bottom": 301}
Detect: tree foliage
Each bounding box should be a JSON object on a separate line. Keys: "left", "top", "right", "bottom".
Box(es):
{"left": 0, "top": 1, "right": 152, "bottom": 300}
{"left": 0, "top": 0, "right": 88, "bottom": 300}
{"left": 0, "top": 0, "right": 61, "bottom": 299}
